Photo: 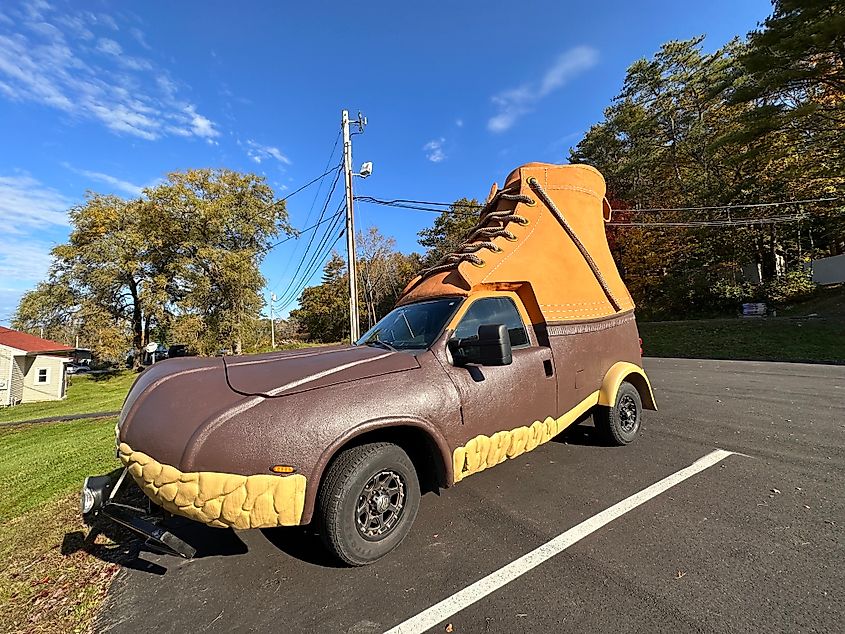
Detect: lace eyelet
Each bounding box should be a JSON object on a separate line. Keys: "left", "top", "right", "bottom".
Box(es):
{"left": 517, "top": 218, "right": 530, "bottom": 226}
{"left": 471, "top": 259, "right": 486, "bottom": 268}
{"left": 504, "top": 234, "right": 518, "bottom": 242}
{"left": 523, "top": 197, "right": 537, "bottom": 207}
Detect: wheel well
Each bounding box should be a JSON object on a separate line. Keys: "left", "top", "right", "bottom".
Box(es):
{"left": 323, "top": 426, "right": 448, "bottom": 494}
{"left": 623, "top": 372, "right": 657, "bottom": 410}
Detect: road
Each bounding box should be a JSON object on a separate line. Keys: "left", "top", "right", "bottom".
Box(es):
{"left": 95, "top": 358, "right": 845, "bottom": 633}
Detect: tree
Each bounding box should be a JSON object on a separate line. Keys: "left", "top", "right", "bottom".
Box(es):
{"left": 290, "top": 252, "right": 349, "bottom": 342}
{"left": 729, "top": 0, "right": 845, "bottom": 253}
{"left": 13, "top": 169, "right": 292, "bottom": 362}
{"left": 570, "top": 27, "right": 842, "bottom": 318}
{"left": 357, "top": 227, "right": 424, "bottom": 329}
{"left": 145, "top": 168, "right": 292, "bottom": 355}
{"left": 289, "top": 227, "right": 426, "bottom": 343}
{"left": 417, "top": 198, "right": 480, "bottom": 268}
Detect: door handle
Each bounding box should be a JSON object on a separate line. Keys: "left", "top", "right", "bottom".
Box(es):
{"left": 543, "top": 359, "right": 554, "bottom": 377}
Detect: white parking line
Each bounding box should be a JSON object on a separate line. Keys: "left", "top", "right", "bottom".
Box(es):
{"left": 383, "top": 449, "right": 737, "bottom": 634}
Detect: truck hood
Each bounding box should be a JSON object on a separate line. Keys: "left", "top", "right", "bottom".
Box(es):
{"left": 118, "top": 345, "right": 420, "bottom": 470}
{"left": 222, "top": 345, "right": 420, "bottom": 396}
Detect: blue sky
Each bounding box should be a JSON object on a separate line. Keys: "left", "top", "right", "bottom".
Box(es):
{"left": 0, "top": 0, "right": 773, "bottom": 323}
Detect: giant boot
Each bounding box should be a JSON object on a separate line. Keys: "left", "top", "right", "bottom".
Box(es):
{"left": 398, "top": 162, "right": 635, "bottom": 323}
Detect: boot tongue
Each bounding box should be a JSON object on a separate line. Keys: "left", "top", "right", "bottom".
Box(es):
{"left": 484, "top": 182, "right": 498, "bottom": 204}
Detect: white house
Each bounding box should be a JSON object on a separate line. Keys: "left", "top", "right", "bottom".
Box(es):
{"left": 0, "top": 327, "right": 74, "bottom": 407}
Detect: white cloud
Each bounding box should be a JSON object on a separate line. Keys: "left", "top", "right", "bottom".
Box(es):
{"left": 61, "top": 163, "right": 144, "bottom": 196}
{"left": 0, "top": 9, "right": 219, "bottom": 142}
{"left": 246, "top": 140, "right": 291, "bottom": 165}
{"left": 488, "top": 46, "right": 598, "bottom": 133}
{"left": 0, "top": 241, "right": 54, "bottom": 286}
{"left": 186, "top": 105, "right": 219, "bottom": 139}
{"left": 96, "top": 37, "right": 121, "bottom": 55}
{"left": 0, "top": 174, "right": 70, "bottom": 234}
{"left": 0, "top": 238, "right": 56, "bottom": 324}
{"left": 130, "top": 27, "right": 151, "bottom": 50}
{"left": 423, "top": 138, "right": 447, "bottom": 163}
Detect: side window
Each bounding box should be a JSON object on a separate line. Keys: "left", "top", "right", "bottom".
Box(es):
{"left": 37, "top": 368, "right": 49, "bottom": 384}
{"left": 453, "top": 297, "right": 529, "bottom": 347}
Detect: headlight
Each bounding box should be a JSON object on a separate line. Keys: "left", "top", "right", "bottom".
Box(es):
{"left": 80, "top": 474, "right": 116, "bottom": 519}
{"left": 80, "top": 483, "right": 96, "bottom": 514}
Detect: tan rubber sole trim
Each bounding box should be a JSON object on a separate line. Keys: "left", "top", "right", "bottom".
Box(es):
{"left": 118, "top": 443, "right": 306, "bottom": 529}
{"left": 452, "top": 391, "right": 600, "bottom": 483}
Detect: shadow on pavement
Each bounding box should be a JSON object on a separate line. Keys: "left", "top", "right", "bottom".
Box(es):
{"left": 259, "top": 526, "right": 344, "bottom": 568}
{"left": 554, "top": 418, "right": 611, "bottom": 447}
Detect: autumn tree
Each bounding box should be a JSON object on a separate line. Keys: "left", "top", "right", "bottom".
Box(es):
{"left": 417, "top": 198, "right": 480, "bottom": 268}
{"left": 145, "top": 169, "right": 291, "bottom": 354}
{"left": 13, "top": 169, "right": 292, "bottom": 361}
{"left": 571, "top": 24, "right": 843, "bottom": 318}
{"left": 357, "top": 227, "right": 424, "bottom": 329}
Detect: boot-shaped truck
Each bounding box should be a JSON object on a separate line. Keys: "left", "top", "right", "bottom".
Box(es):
{"left": 81, "top": 162, "right": 655, "bottom": 565}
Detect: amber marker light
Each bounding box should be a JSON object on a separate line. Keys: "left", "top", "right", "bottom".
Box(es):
{"left": 270, "top": 465, "right": 296, "bottom": 474}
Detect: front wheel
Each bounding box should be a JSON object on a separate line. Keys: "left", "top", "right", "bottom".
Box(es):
{"left": 594, "top": 380, "right": 642, "bottom": 445}
{"left": 317, "top": 442, "right": 420, "bottom": 566}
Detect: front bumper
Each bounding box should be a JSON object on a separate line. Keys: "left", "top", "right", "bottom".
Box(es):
{"left": 81, "top": 469, "right": 197, "bottom": 558}
{"left": 118, "top": 442, "right": 307, "bottom": 530}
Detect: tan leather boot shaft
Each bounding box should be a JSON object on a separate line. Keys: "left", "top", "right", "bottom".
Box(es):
{"left": 397, "top": 162, "right": 634, "bottom": 323}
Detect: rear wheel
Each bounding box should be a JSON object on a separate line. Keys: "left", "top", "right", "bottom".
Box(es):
{"left": 317, "top": 442, "right": 420, "bottom": 566}
{"left": 594, "top": 380, "right": 642, "bottom": 445}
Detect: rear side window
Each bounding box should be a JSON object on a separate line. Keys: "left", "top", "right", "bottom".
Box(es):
{"left": 453, "top": 297, "right": 529, "bottom": 347}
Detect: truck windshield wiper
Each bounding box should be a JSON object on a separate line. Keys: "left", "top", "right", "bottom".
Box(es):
{"left": 363, "top": 339, "right": 398, "bottom": 352}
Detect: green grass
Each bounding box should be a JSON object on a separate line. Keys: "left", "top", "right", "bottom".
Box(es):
{"left": 0, "top": 371, "right": 136, "bottom": 424}
{"left": 780, "top": 283, "right": 845, "bottom": 319}
{"left": 0, "top": 417, "right": 118, "bottom": 521}
{"left": 0, "top": 418, "right": 122, "bottom": 633}
{"left": 639, "top": 318, "right": 845, "bottom": 364}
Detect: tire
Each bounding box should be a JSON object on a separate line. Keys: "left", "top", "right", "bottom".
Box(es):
{"left": 317, "top": 442, "right": 420, "bottom": 566}
{"left": 594, "top": 380, "right": 642, "bottom": 446}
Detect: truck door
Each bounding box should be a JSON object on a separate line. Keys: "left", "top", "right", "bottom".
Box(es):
{"left": 440, "top": 294, "right": 557, "bottom": 444}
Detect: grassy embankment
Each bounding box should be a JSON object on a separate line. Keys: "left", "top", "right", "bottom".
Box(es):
{"left": 638, "top": 285, "right": 845, "bottom": 364}
{"left": 0, "top": 417, "right": 121, "bottom": 633}
{"left": 0, "top": 372, "right": 131, "bottom": 632}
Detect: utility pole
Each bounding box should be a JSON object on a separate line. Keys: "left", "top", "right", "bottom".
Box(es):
{"left": 270, "top": 293, "right": 276, "bottom": 349}
{"left": 341, "top": 109, "right": 369, "bottom": 343}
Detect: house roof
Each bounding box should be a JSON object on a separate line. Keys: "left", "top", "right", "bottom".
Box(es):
{"left": 0, "top": 326, "right": 73, "bottom": 354}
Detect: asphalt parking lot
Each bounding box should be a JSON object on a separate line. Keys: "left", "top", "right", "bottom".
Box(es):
{"left": 96, "top": 358, "right": 844, "bottom": 633}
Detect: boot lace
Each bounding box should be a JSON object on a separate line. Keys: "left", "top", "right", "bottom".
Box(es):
{"left": 418, "top": 177, "right": 622, "bottom": 313}
{"left": 421, "top": 186, "right": 534, "bottom": 277}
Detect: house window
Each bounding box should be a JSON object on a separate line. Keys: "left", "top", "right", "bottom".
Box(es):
{"left": 37, "top": 368, "right": 49, "bottom": 384}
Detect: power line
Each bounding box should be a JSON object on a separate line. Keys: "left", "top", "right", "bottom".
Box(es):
{"left": 264, "top": 213, "right": 344, "bottom": 249}
{"left": 269, "top": 164, "right": 343, "bottom": 299}
{"left": 355, "top": 195, "right": 840, "bottom": 216}
{"left": 274, "top": 186, "right": 346, "bottom": 310}
{"left": 608, "top": 214, "right": 810, "bottom": 227}
{"left": 264, "top": 131, "right": 343, "bottom": 295}
{"left": 612, "top": 197, "right": 839, "bottom": 213}
{"left": 276, "top": 203, "right": 347, "bottom": 311}
{"left": 292, "top": 132, "right": 343, "bottom": 233}
{"left": 278, "top": 162, "right": 341, "bottom": 203}
{"left": 355, "top": 196, "right": 476, "bottom": 215}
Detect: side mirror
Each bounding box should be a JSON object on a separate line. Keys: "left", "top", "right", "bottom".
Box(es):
{"left": 449, "top": 324, "right": 513, "bottom": 367}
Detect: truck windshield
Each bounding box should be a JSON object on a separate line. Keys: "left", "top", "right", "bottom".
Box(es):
{"left": 356, "top": 298, "right": 461, "bottom": 350}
